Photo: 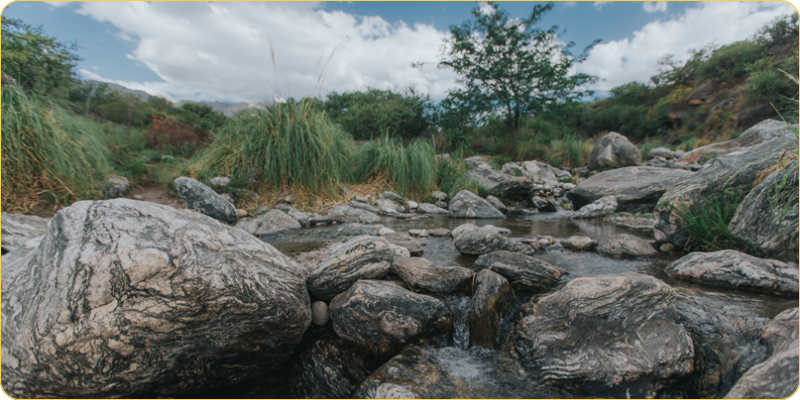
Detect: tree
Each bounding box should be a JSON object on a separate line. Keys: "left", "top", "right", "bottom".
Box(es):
{"left": 323, "top": 88, "right": 432, "bottom": 141}
{"left": 1, "top": 17, "right": 80, "bottom": 98}
{"left": 438, "top": 2, "right": 598, "bottom": 146}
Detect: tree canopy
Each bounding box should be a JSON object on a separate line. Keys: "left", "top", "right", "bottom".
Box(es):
{"left": 323, "top": 88, "right": 432, "bottom": 141}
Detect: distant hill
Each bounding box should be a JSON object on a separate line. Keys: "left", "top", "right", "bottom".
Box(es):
{"left": 92, "top": 81, "right": 255, "bottom": 117}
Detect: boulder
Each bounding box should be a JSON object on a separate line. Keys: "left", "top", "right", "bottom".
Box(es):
{"left": 382, "top": 233, "right": 423, "bottom": 256}
{"left": 454, "top": 227, "right": 527, "bottom": 256}
{"left": 380, "top": 191, "right": 406, "bottom": 204}
{"left": 678, "top": 119, "right": 794, "bottom": 164}
{"left": 448, "top": 190, "right": 506, "bottom": 219}
{"left": 501, "top": 162, "right": 525, "bottom": 177}
{"left": 407, "top": 200, "right": 418, "bottom": 209}
{"left": 570, "top": 195, "right": 617, "bottom": 219}
{"left": 529, "top": 196, "right": 555, "bottom": 212}
{"left": 567, "top": 167, "right": 693, "bottom": 212}
{"left": 389, "top": 243, "right": 411, "bottom": 259}
{"left": 417, "top": 203, "right": 448, "bottom": 214}
{"left": 466, "top": 165, "right": 515, "bottom": 190}
{"left": 511, "top": 274, "right": 695, "bottom": 398}
{"left": 0, "top": 199, "right": 310, "bottom": 398}
{"left": 485, "top": 195, "right": 508, "bottom": 213}
{"left": 102, "top": 175, "right": 132, "bottom": 199}
{"left": 728, "top": 161, "right": 798, "bottom": 261}
{"left": 358, "top": 212, "right": 382, "bottom": 224}
{"left": 468, "top": 269, "right": 514, "bottom": 349}
{"left": 373, "top": 199, "right": 402, "bottom": 216}
{"left": 520, "top": 160, "right": 558, "bottom": 183}
{"left": 559, "top": 235, "right": 595, "bottom": 251}
{"left": 451, "top": 223, "right": 476, "bottom": 238}
{"left": 1, "top": 213, "right": 49, "bottom": 254}
{"left": 427, "top": 228, "right": 451, "bottom": 237}
{"left": 648, "top": 147, "right": 675, "bottom": 160}
{"left": 391, "top": 257, "right": 473, "bottom": 293}
{"left": 490, "top": 177, "right": 534, "bottom": 201}
{"left": 431, "top": 191, "right": 448, "bottom": 201}
{"left": 306, "top": 236, "right": 394, "bottom": 301}
{"left": 329, "top": 280, "right": 452, "bottom": 351}
{"left": 435, "top": 200, "right": 448, "bottom": 209}
{"left": 351, "top": 200, "right": 380, "bottom": 215}
{"left": 474, "top": 251, "right": 565, "bottom": 291}
{"left": 174, "top": 176, "right": 238, "bottom": 223}
{"left": 596, "top": 234, "right": 657, "bottom": 257}
{"left": 312, "top": 301, "right": 330, "bottom": 326}
{"left": 668, "top": 250, "right": 798, "bottom": 295}
{"left": 588, "top": 131, "right": 642, "bottom": 170}
{"left": 724, "top": 308, "right": 799, "bottom": 399}
{"left": 654, "top": 120, "right": 798, "bottom": 247}
{"left": 256, "top": 209, "right": 302, "bottom": 235}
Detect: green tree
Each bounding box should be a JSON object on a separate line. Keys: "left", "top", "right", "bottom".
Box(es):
{"left": 323, "top": 88, "right": 431, "bottom": 140}
{"left": 438, "top": 2, "right": 598, "bottom": 146}
{"left": 1, "top": 17, "right": 80, "bottom": 98}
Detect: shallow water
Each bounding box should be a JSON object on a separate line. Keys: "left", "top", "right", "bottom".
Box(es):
{"left": 215, "top": 211, "right": 797, "bottom": 398}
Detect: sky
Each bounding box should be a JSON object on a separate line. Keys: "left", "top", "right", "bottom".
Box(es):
{"left": 2, "top": 1, "right": 798, "bottom": 104}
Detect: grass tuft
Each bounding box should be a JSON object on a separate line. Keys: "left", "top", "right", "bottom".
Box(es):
{"left": 351, "top": 137, "right": 436, "bottom": 197}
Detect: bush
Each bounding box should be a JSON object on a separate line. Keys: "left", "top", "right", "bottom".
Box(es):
{"left": 490, "top": 155, "right": 512, "bottom": 170}
{"left": 1, "top": 85, "right": 112, "bottom": 212}
{"left": 639, "top": 139, "right": 667, "bottom": 159}
{"left": 189, "top": 100, "right": 354, "bottom": 197}
{"left": 324, "top": 88, "right": 432, "bottom": 141}
{"left": 549, "top": 133, "right": 591, "bottom": 168}
{"left": 695, "top": 41, "right": 767, "bottom": 82}
{"left": 434, "top": 157, "right": 481, "bottom": 197}
{"left": 352, "top": 137, "right": 436, "bottom": 197}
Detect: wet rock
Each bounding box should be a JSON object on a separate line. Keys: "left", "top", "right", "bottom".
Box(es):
{"left": 511, "top": 273, "right": 695, "bottom": 398}
{"left": 330, "top": 280, "right": 452, "bottom": 351}
{"left": 468, "top": 269, "right": 514, "bottom": 349}
{"left": 529, "top": 196, "right": 554, "bottom": 212}
{"left": 485, "top": 195, "right": 508, "bottom": 213}
{"left": 417, "top": 203, "right": 448, "bottom": 214}
{"left": 448, "top": 190, "right": 506, "bottom": 219}
{"left": 596, "top": 234, "right": 657, "bottom": 257}
{"left": 451, "top": 223, "right": 476, "bottom": 238}
{"left": 382, "top": 233, "right": 423, "bottom": 256}
{"left": 1, "top": 213, "right": 49, "bottom": 254}
{"left": 256, "top": 209, "right": 302, "bottom": 235}
{"left": 520, "top": 160, "right": 558, "bottom": 183}
{"left": 309, "top": 215, "right": 344, "bottom": 226}
{"left": 490, "top": 177, "right": 534, "bottom": 201}
{"left": 728, "top": 161, "right": 798, "bottom": 261}
{"left": 567, "top": 167, "right": 692, "bottom": 212}
{"left": 725, "top": 308, "right": 799, "bottom": 399}
{"left": 428, "top": 228, "right": 451, "bottom": 237}
{"left": 0, "top": 199, "right": 310, "bottom": 398}
{"left": 588, "top": 131, "right": 642, "bottom": 170}
{"left": 391, "top": 257, "right": 473, "bottom": 293}
{"left": 559, "top": 235, "right": 594, "bottom": 251}
{"left": 351, "top": 200, "right": 380, "bottom": 214}
{"left": 570, "top": 195, "right": 617, "bottom": 219}
{"left": 431, "top": 191, "right": 448, "bottom": 201}
{"left": 474, "top": 251, "right": 565, "bottom": 291}
{"left": 312, "top": 301, "right": 330, "bottom": 326}
{"left": 174, "top": 176, "right": 238, "bottom": 223}
{"left": 102, "top": 175, "right": 132, "bottom": 199}
{"left": 454, "top": 227, "right": 518, "bottom": 256}
{"left": 668, "top": 250, "right": 798, "bottom": 295}
{"left": 407, "top": 200, "right": 418, "bottom": 210}
{"left": 648, "top": 147, "right": 675, "bottom": 160}
{"left": 306, "top": 236, "right": 394, "bottom": 301}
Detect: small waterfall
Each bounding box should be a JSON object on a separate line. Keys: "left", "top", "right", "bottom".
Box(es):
{"left": 444, "top": 295, "right": 472, "bottom": 350}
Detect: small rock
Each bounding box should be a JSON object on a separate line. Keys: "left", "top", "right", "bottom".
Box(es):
{"left": 353, "top": 195, "right": 369, "bottom": 203}
{"left": 407, "top": 200, "right": 418, "bottom": 210}
{"left": 434, "top": 200, "right": 448, "bottom": 209}
{"left": 306, "top": 236, "right": 394, "bottom": 301}
{"left": 417, "top": 203, "right": 448, "bottom": 214}
{"left": 660, "top": 243, "right": 674, "bottom": 252}
{"left": 431, "top": 191, "right": 448, "bottom": 201}
{"left": 383, "top": 233, "right": 424, "bottom": 257}
{"left": 378, "top": 227, "right": 395, "bottom": 236}
{"left": 379, "top": 191, "right": 406, "bottom": 204}
{"left": 427, "top": 228, "right": 451, "bottom": 237}
{"left": 448, "top": 190, "right": 506, "bottom": 219}
{"left": 256, "top": 209, "right": 302, "bottom": 235}
{"left": 570, "top": 195, "right": 617, "bottom": 219}
{"left": 309, "top": 215, "right": 344, "bottom": 226}
{"left": 597, "top": 234, "right": 657, "bottom": 257}
{"left": 389, "top": 243, "right": 411, "bottom": 258}
{"left": 102, "top": 175, "right": 132, "bottom": 199}
{"left": 451, "top": 223, "right": 476, "bottom": 239}
{"left": 559, "top": 236, "right": 594, "bottom": 251}
{"left": 312, "top": 301, "right": 330, "bottom": 326}
{"left": 391, "top": 257, "right": 473, "bottom": 293}
{"left": 668, "top": 250, "right": 798, "bottom": 295}
{"left": 474, "top": 251, "right": 565, "bottom": 291}
{"left": 358, "top": 213, "right": 382, "bottom": 224}
{"left": 174, "top": 176, "right": 237, "bottom": 223}
{"left": 236, "top": 209, "right": 248, "bottom": 218}
{"left": 486, "top": 195, "right": 508, "bottom": 213}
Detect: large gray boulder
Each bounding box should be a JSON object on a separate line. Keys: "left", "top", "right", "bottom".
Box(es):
{"left": 174, "top": 176, "right": 238, "bottom": 223}
{"left": 511, "top": 273, "right": 695, "bottom": 398}
{"left": 256, "top": 209, "right": 302, "bottom": 235}
{"left": 490, "top": 177, "right": 533, "bottom": 201}
{"left": 1, "top": 213, "right": 49, "bottom": 254}
{"left": 724, "top": 308, "right": 799, "bottom": 399}
{"left": 570, "top": 195, "right": 617, "bottom": 219}
{"left": 485, "top": 195, "right": 508, "bottom": 213}
{"left": 655, "top": 120, "right": 798, "bottom": 247}
{"left": 329, "top": 280, "right": 452, "bottom": 352}
{"left": 391, "top": 257, "right": 473, "bottom": 293}
{"left": 453, "top": 227, "right": 528, "bottom": 256}
{"left": 567, "top": 167, "right": 692, "bottom": 212}
{"left": 0, "top": 199, "right": 311, "bottom": 398}
{"left": 728, "top": 160, "right": 798, "bottom": 261}
{"left": 679, "top": 119, "right": 794, "bottom": 164}
{"left": 474, "top": 251, "right": 565, "bottom": 292}
{"left": 668, "top": 250, "right": 798, "bottom": 295}
{"left": 597, "top": 234, "right": 657, "bottom": 257}
{"left": 468, "top": 269, "right": 515, "bottom": 349}
{"left": 466, "top": 164, "right": 515, "bottom": 190}
{"left": 306, "top": 236, "right": 394, "bottom": 301}
{"left": 520, "top": 160, "right": 558, "bottom": 183}
{"left": 448, "top": 190, "right": 506, "bottom": 219}
{"left": 588, "top": 131, "right": 642, "bottom": 170}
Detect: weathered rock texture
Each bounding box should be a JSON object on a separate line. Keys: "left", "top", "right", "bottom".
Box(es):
{"left": 416, "top": 203, "right": 448, "bottom": 214}
{"left": 453, "top": 227, "right": 526, "bottom": 256}
{"left": 521, "top": 160, "right": 559, "bottom": 183}
{"left": 256, "top": 209, "right": 303, "bottom": 235}
{"left": 588, "top": 131, "right": 642, "bottom": 170}
{"left": 724, "top": 308, "right": 799, "bottom": 399}
{"left": 448, "top": 190, "right": 506, "bottom": 219}
{"left": 383, "top": 233, "right": 423, "bottom": 257}
{"left": 468, "top": 269, "right": 514, "bottom": 349}
{"left": 174, "top": 176, "right": 238, "bottom": 223}
{"left": 668, "top": 250, "right": 798, "bottom": 295}
{"left": 485, "top": 195, "right": 508, "bottom": 213}
{"left": 559, "top": 236, "right": 595, "bottom": 251}
{"left": 391, "top": 257, "right": 473, "bottom": 293}
{"left": 567, "top": 167, "right": 692, "bottom": 212}
{"left": 597, "top": 234, "right": 657, "bottom": 257}
{"left": 654, "top": 120, "right": 798, "bottom": 247}
{"left": 306, "top": 236, "right": 394, "bottom": 301}
{"left": 329, "top": 280, "right": 452, "bottom": 351}
{"left": 102, "top": 175, "right": 132, "bottom": 199}
{"left": 490, "top": 177, "right": 533, "bottom": 201}
{"left": 679, "top": 119, "right": 794, "bottom": 164}
{"left": 1, "top": 213, "right": 49, "bottom": 254}
{"left": 511, "top": 274, "right": 695, "bottom": 398}
{"left": 474, "top": 251, "right": 565, "bottom": 291}
{"left": 466, "top": 165, "right": 515, "bottom": 191}
{"left": 0, "top": 199, "right": 311, "bottom": 398}
{"left": 570, "top": 195, "right": 617, "bottom": 219}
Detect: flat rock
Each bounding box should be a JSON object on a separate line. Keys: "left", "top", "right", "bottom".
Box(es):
{"left": 417, "top": 203, "right": 448, "bottom": 214}
{"left": 256, "top": 209, "right": 302, "bottom": 235}
{"left": 588, "top": 131, "right": 642, "bottom": 170}
{"left": 1, "top": 213, "right": 49, "bottom": 254}
{"left": 454, "top": 227, "right": 525, "bottom": 256}
{"left": 448, "top": 190, "right": 505, "bottom": 219}
{"left": 391, "top": 257, "right": 473, "bottom": 293}
{"left": 427, "top": 228, "right": 451, "bottom": 237}
{"left": 474, "top": 251, "right": 565, "bottom": 291}
{"left": 306, "top": 236, "right": 394, "bottom": 301}
{"left": 597, "top": 234, "right": 657, "bottom": 257}
{"left": 309, "top": 215, "right": 344, "bottom": 226}
{"left": 567, "top": 167, "right": 692, "bottom": 212}
{"left": 382, "top": 233, "right": 423, "bottom": 256}
{"left": 0, "top": 199, "right": 310, "bottom": 398}
{"left": 351, "top": 200, "right": 380, "bottom": 214}
{"left": 330, "top": 280, "right": 452, "bottom": 351}
{"left": 468, "top": 269, "right": 514, "bottom": 349}
{"left": 559, "top": 235, "right": 595, "bottom": 251}
{"left": 511, "top": 273, "right": 695, "bottom": 398}
{"left": 570, "top": 195, "right": 617, "bottom": 219}
{"left": 174, "top": 176, "right": 238, "bottom": 223}
{"left": 668, "top": 250, "right": 798, "bottom": 295}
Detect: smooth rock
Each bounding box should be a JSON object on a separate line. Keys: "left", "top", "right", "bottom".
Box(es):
{"left": 596, "top": 234, "right": 657, "bottom": 257}
{"left": 474, "top": 251, "right": 565, "bottom": 291}
{"left": 570, "top": 195, "right": 617, "bottom": 219}
{"left": 648, "top": 147, "right": 675, "bottom": 160}
{"left": 256, "top": 209, "right": 302, "bottom": 235}
{"left": 468, "top": 269, "right": 514, "bottom": 349}
{"left": 1, "top": 213, "right": 49, "bottom": 254}
{"left": 382, "top": 233, "right": 423, "bottom": 257}
{"left": 485, "top": 195, "right": 508, "bottom": 213}
{"left": 520, "top": 160, "right": 558, "bottom": 183}
{"left": 588, "top": 131, "right": 642, "bottom": 170}
{"left": 417, "top": 203, "right": 448, "bottom": 214}
{"left": 431, "top": 191, "right": 448, "bottom": 201}
{"left": 427, "top": 228, "right": 451, "bottom": 237}
{"left": 391, "top": 257, "right": 473, "bottom": 293}
{"left": 451, "top": 223, "right": 476, "bottom": 238}
{"left": 434, "top": 200, "right": 448, "bottom": 209}
{"left": 378, "top": 227, "right": 396, "bottom": 236}
{"left": 351, "top": 200, "right": 380, "bottom": 214}
{"left": 407, "top": 200, "right": 418, "bottom": 210}
{"left": 312, "top": 301, "right": 330, "bottom": 326}
{"left": 668, "top": 250, "right": 798, "bottom": 295}
{"left": 306, "top": 236, "right": 394, "bottom": 301}
{"left": 174, "top": 176, "right": 238, "bottom": 223}
{"left": 448, "top": 190, "right": 505, "bottom": 219}
{"left": 567, "top": 167, "right": 692, "bottom": 212}
{"left": 102, "top": 175, "right": 132, "bottom": 199}
{"left": 358, "top": 212, "right": 382, "bottom": 224}
{"left": 559, "top": 235, "right": 594, "bottom": 251}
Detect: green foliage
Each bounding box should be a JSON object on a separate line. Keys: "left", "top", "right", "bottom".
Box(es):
{"left": 695, "top": 41, "right": 766, "bottom": 82}
{"left": 351, "top": 138, "right": 436, "bottom": 196}
{"left": 324, "top": 88, "right": 431, "bottom": 140}
{"left": 754, "top": 13, "right": 799, "bottom": 46}
{"left": 190, "top": 100, "right": 354, "bottom": 197}
{"left": 490, "top": 155, "right": 513, "bottom": 170}
{"left": 671, "top": 187, "right": 747, "bottom": 252}
{"left": 1, "top": 17, "right": 80, "bottom": 99}
{"left": 549, "top": 133, "right": 591, "bottom": 168}
{"left": 432, "top": 156, "right": 481, "bottom": 197}
{"left": 745, "top": 53, "right": 799, "bottom": 112}
{"left": 639, "top": 139, "right": 668, "bottom": 159}
{"left": 1, "top": 85, "right": 112, "bottom": 212}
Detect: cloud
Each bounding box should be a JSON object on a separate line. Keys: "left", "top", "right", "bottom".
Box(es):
{"left": 593, "top": 2, "right": 612, "bottom": 10}
{"left": 562, "top": 2, "right": 577, "bottom": 8}
{"left": 578, "top": 1, "right": 795, "bottom": 92}
{"left": 642, "top": 2, "right": 667, "bottom": 14}
{"left": 70, "top": 2, "right": 458, "bottom": 102}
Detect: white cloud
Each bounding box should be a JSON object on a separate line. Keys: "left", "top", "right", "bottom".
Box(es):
{"left": 594, "top": 2, "right": 612, "bottom": 10}
{"left": 578, "top": 1, "right": 796, "bottom": 92}
{"left": 642, "top": 2, "right": 667, "bottom": 14}
{"left": 479, "top": 2, "right": 495, "bottom": 16}
{"left": 562, "top": 2, "right": 577, "bottom": 8}
{"left": 71, "top": 2, "right": 458, "bottom": 102}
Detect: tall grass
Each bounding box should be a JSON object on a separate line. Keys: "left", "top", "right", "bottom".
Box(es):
{"left": 549, "top": 133, "right": 592, "bottom": 168}
{"left": 189, "top": 100, "right": 354, "bottom": 197}
{"left": 435, "top": 156, "right": 481, "bottom": 197}
{"left": 671, "top": 187, "right": 747, "bottom": 252}
{"left": 2, "top": 85, "right": 113, "bottom": 212}
{"left": 351, "top": 137, "right": 436, "bottom": 196}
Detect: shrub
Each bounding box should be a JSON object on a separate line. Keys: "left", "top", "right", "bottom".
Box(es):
{"left": 549, "top": 133, "right": 591, "bottom": 168}
{"left": 435, "top": 157, "right": 481, "bottom": 197}
{"left": 695, "top": 41, "right": 767, "bottom": 82}
{"left": 639, "top": 139, "right": 667, "bottom": 159}
{"left": 490, "top": 155, "right": 512, "bottom": 170}
{"left": 352, "top": 137, "right": 436, "bottom": 196}
{"left": 1, "top": 85, "right": 112, "bottom": 212}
